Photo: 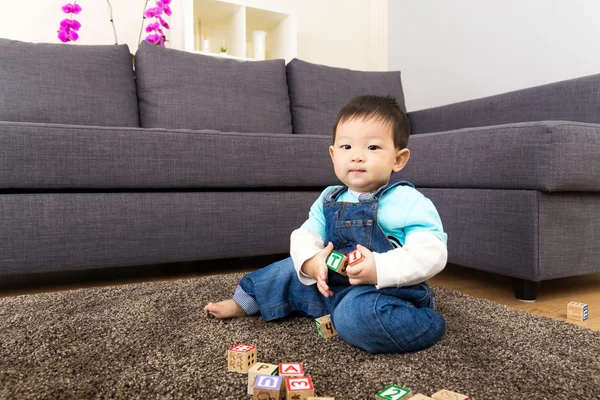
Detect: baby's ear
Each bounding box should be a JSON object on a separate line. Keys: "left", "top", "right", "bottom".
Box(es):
{"left": 392, "top": 148, "right": 410, "bottom": 172}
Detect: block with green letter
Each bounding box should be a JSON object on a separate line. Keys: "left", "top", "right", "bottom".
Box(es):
{"left": 325, "top": 250, "right": 347, "bottom": 276}
{"left": 376, "top": 384, "right": 413, "bottom": 399}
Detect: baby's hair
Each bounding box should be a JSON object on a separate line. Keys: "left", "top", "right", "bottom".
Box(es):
{"left": 332, "top": 95, "right": 410, "bottom": 149}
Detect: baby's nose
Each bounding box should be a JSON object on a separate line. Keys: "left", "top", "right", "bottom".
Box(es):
{"left": 351, "top": 151, "right": 365, "bottom": 162}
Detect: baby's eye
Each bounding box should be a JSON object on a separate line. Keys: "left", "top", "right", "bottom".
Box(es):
{"left": 340, "top": 145, "right": 351, "bottom": 150}
{"left": 368, "top": 145, "right": 380, "bottom": 150}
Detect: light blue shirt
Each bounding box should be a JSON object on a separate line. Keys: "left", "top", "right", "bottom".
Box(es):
{"left": 301, "top": 185, "right": 447, "bottom": 248}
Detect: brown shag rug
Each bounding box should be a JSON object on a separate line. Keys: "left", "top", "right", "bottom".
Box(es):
{"left": 0, "top": 272, "right": 599, "bottom": 399}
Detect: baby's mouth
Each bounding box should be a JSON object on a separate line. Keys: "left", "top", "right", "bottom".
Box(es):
{"left": 350, "top": 169, "right": 366, "bottom": 174}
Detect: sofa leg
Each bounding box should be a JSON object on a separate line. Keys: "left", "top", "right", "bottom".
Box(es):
{"left": 513, "top": 278, "right": 539, "bottom": 301}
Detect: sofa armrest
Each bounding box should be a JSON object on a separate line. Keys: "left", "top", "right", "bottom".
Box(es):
{"left": 407, "top": 73, "right": 600, "bottom": 134}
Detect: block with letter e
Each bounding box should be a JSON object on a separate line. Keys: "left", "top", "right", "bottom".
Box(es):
{"left": 285, "top": 376, "right": 314, "bottom": 399}
{"left": 326, "top": 250, "right": 347, "bottom": 276}
{"left": 227, "top": 344, "right": 257, "bottom": 373}
{"left": 253, "top": 374, "right": 283, "bottom": 400}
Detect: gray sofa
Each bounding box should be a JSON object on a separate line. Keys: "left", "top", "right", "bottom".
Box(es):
{"left": 1, "top": 39, "right": 599, "bottom": 300}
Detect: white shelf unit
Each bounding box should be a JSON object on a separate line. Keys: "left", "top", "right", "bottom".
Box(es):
{"left": 182, "top": 0, "right": 297, "bottom": 62}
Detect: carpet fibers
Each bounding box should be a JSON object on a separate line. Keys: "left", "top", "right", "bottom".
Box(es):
{"left": 1, "top": 272, "right": 599, "bottom": 399}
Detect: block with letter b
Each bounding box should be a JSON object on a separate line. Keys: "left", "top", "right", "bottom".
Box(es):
{"left": 248, "top": 362, "right": 279, "bottom": 394}
{"left": 326, "top": 250, "right": 347, "bottom": 276}
{"left": 253, "top": 374, "right": 283, "bottom": 400}
{"left": 227, "top": 344, "right": 257, "bottom": 373}
{"left": 567, "top": 301, "right": 589, "bottom": 321}
{"left": 376, "top": 384, "right": 413, "bottom": 399}
{"left": 314, "top": 315, "right": 337, "bottom": 339}
{"left": 285, "top": 376, "right": 315, "bottom": 399}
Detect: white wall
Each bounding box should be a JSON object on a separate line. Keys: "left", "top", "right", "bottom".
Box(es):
{"left": 0, "top": 0, "right": 386, "bottom": 71}
{"left": 388, "top": 0, "right": 600, "bottom": 111}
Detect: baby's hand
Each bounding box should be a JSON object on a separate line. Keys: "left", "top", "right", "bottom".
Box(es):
{"left": 346, "top": 244, "right": 378, "bottom": 286}
{"left": 301, "top": 242, "right": 334, "bottom": 298}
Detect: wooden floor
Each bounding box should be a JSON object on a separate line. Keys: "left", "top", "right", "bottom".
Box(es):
{"left": 429, "top": 264, "right": 600, "bottom": 331}
{"left": 1, "top": 258, "right": 598, "bottom": 331}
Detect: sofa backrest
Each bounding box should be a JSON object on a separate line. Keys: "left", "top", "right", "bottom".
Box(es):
{"left": 286, "top": 58, "right": 406, "bottom": 136}
{"left": 0, "top": 39, "right": 139, "bottom": 128}
{"left": 408, "top": 73, "right": 600, "bottom": 134}
{"left": 134, "top": 42, "right": 293, "bottom": 134}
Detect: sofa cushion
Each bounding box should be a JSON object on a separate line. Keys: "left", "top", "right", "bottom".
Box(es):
{"left": 286, "top": 58, "right": 406, "bottom": 136}
{"left": 134, "top": 42, "right": 293, "bottom": 134}
{"left": 0, "top": 39, "right": 138, "bottom": 127}
{"left": 408, "top": 73, "right": 600, "bottom": 134}
{"left": 0, "top": 121, "right": 336, "bottom": 190}
{"left": 394, "top": 121, "right": 600, "bottom": 192}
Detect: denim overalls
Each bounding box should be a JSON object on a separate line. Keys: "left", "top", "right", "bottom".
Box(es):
{"left": 237, "top": 180, "right": 446, "bottom": 353}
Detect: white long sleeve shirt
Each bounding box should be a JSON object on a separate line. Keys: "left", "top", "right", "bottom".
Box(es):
{"left": 289, "top": 185, "right": 448, "bottom": 289}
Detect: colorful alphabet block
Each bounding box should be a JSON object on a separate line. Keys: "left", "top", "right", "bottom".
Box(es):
{"left": 347, "top": 249, "right": 365, "bottom": 266}
{"left": 376, "top": 384, "right": 413, "bottom": 399}
{"left": 567, "top": 301, "right": 589, "bottom": 321}
{"left": 285, "top": 376, "right": 314, "bottom": 399}
{"left": 279, "top": 362, "right": 304, "bottom": 377}
{"left": 248, "top": 362, "right": 279, "bottom": 394}
{"left": 253, "top": 374, "right": 283, "bottom": 400}
{"left": 314, "top": 315, "right": 338, "bottom": 339}
{"left": 326, "top": 250, "right": 348, "bottom": 276}
{"left": 227, "top": 344, "right": 257, "bottom": 373}
{"left": 431, "top": 389, "right": 469, "bottom": 400}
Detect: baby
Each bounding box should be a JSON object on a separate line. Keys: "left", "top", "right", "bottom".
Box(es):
{"left": 205, "top": 94, "right": 447, "bottom": 353}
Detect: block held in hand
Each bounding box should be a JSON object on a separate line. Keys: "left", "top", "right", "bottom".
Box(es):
{"left": 326, "top": 250, "right": 348, "bottom": 276}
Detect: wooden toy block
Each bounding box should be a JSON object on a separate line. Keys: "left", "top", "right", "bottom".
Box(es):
{"left": 376, "top": 384, "right": 413, "bottom": 399}
{"left": 567, "top": 301, "right": 589, "bottom": 321}
{"left": 285, "top": 376, "right": 314, "bottom": 399}
{"left": 347, "top": 248, "right": 365, "bottom": 266}
{"left": 227, "top": 344, "right": 257, "bottom": 373}
{"left": 411, "top": 395, "right": 434, "bottom": 400}
{"left": 248, "top": 362, "right": 279, "bottom": 395}
{"left": 314, "top": 315, "right": 338, "bottom": 339}
{"left": 431, "top": 389, "right": 469, "bottom": 400}
{"left": 279, "top": 362, "right": 304, "bottom": 377}
{"left": 253, "top": 374, "right": 283, "bottom": 400}
{"left": 307, "top": 397, "right": 335, "bottom": 400}
{"left": 326, "top": 250, "right": 348, "bottom": 276}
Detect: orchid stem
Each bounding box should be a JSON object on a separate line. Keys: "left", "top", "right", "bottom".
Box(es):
{"left": 138, "top": 0, "right": 151, "bottom": 45}
{"left": 105, "top": 0, "right": 118, "bottom": 44}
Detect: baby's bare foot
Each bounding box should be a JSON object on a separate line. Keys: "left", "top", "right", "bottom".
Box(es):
{"left": 203, "top": 300, "right": 248, "bottom": 319}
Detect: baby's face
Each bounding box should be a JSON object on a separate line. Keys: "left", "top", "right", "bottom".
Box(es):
{"left": 329, "top": 118, "right": 408, "bottom": 193}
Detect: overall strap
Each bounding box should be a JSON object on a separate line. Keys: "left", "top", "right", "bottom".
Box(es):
{"left": 323, "top": 186, "right": 348, "bottom": 204}
{"left": 368, "top": 180, "right": 415, "bottom": 202}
